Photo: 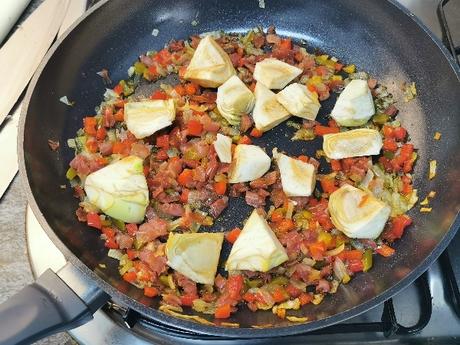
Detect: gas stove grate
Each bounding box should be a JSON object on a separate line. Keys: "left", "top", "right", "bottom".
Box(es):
{"left": 103, "top": 273, "right": 433, "bottom": 342}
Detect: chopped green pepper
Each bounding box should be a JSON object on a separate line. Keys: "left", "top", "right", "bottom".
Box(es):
{"left": 362, "top": 249, "right": 373, "bottom": 272}
{"left": 112, "top": 218, "right": 126, "bottom": 232}
{"left": 372, "top": 113, "right": 390, "bottom": 125}
{"left": 66, "top": 167, "right": 77, "bottom": 180}
{"left": 245, "top": 278, "right": 263, "bottom": 288}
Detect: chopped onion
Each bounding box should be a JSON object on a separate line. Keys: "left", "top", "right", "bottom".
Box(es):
{"left": 286, "top": 316, "right": 309, "bottom": 322}
{"left": 285, "top": 201, "right": 294, "bottom": 220}
{"left": 434, "top": 132, "right": 441, "bottom": 140}
{"left": 429, "top": 160, "right": 437, "bottom": 180}
{"left": 108, "top": 249, "right": 123, "bottom": 260}
{"left": 302, "top": 257, "right": 316, "bottom": 266}
{"left": 360, "top": 169, "right": 374, "bottom": 189}
{"left": 59, "top": 96, "right": 74, "bottom": 106}
{"left": 325, "top": 243, "right": 345, "bottom": 257}
{"left": 333, "top": 257, "right": 347, "bottom": 282}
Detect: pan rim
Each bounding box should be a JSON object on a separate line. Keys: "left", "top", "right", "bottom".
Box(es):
{"left": 18, "top": 0, "right": 460, "bottom": 338}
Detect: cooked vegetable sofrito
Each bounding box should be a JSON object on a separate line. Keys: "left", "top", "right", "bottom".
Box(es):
{"left": 67, "top": 28, "right": 418, "bottom": 323}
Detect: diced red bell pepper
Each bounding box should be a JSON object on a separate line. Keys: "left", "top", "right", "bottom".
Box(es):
{"left": 86, "top": 212, "right": 102, "bottom": 229}
{"left": 215, "top": 304, "right": 231, "bottom": 319}
{"left": 144, "top": 286, "right": 159, "bottom": 297}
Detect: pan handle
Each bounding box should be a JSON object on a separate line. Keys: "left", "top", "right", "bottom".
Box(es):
{"left": 0, "top": 264, "right": 109, "bottom": 345}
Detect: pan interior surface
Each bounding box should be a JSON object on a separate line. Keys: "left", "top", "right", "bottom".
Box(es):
{"left": 21, "top": 0, "right": 460, "bottom": 337}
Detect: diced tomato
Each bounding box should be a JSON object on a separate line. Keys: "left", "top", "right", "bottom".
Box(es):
{"left": 215, "top": 304, "right": 231, "bottom": 319}
{"left": 338, "top": 250, "right": 363, "bottom": 261}
{"left": 148, "top": 65, "right": 158, "bottom": 76}
{"left": 299, "top": 292, "right": 313, "bottom": 305}
{"left": 376, "top": 244, "right": 396, "bottom": 257}
{"left": 348, "top": 259, "right": 364, "bottom": 273}
{"left": 180, "top": 294, "right": 197, "bottom": 306}
{"left": 178, "top": 169, "right": 193, "bottom": 186}
{"left": 401, "top": 175, "right": 413, "bottom": 195}
{"left": 123, "top": 271, "right": 137, "bottom": 283}
{"left": 112, "top": 141, "right": 128, "bottom": 155}
{"left": 174, "top": 84, "right": 186, "bottom": 96}
{"left": 226, "top": 228, "right": 241, "bottom": 244}
{"left": 178, "top": 66, "right": 187, "bottom": 79}
{"left": 153, "top": 49, "right": 172, "bottom": 66}
{"left": 250, "top": 128, "right": 263, "bottom": 138}
{"left": 271, "top": 208, "right": 285, "bottom": 223}
{"left": 328, "top": 119, "right": 339, "bottom": 128}
{"left": 126, "top": 223, "right": 138, "bottom": 236}
{"left": 114, "top": 109, "right": 124, "bottom": 122}
{"left": 102, "top": 227, "right": 115, "bottom": 238}
{"left": 86, "top": 212, "right": 102, "bottom": 229}
{"left": 383, "top": 125, "right": 394, "bottom": 138}
{"left": 393, "top": 127, "right": 407, "bottom": 141}
{"left": 309, "top": 242, "right": 327, "bottom": 259}
{"left": 334, "top": 63, "right": 344, "bottom": 71}
{"left": 297, "top": 155, "right": 309, "bottom": 163}
{"left": 383, "top": 215, "right": 412, "bottom": 242}
{"left": 144, "top": 286, "right": 159, "bottom": 297}
{"left": 83, "top": 117, "right": 97, "bottom": 136}
{"left": 150, "top": 90, "right": 168, "bottom": 100}
{"left": 238, "top": 135, "right": 252, "bottom": 144}
{"left": 227, "top": 274, "right": 244, "bottom": 300}
{"left": 105, "top": 237, "right": 118, "bottom": 249}
{"left": 277, "top": 219, "right": 295, "bottom": 233}
{"left": 127, "top": 249, "right": 137, "bottom": 260}
{"left": 113, "top": 83, "right": 123, "bottom": 95}
{"left": 85, "top": 138, "right": 98, "bottom": 153}
{"left": 185, "top": 83, "right": 198, "bottom": 95}
{"left": 243, "top": 292, "right": 257, "bottom": 303}
{"left": 314, "top": 125, "right": 340, "bottom": 136}
{"left": 279, "top": 38, "right": 292, "bottom": 50}
{"left": 187, "top": 120, "right": 203, "bottom": 136}
{"left": 316, "top": 66, "right": 329, "bottom": 77}
{"left": 180, "top": 189, "right": 190, "bottom": 204}
{"left": 271, "top": 287, "right": 288, "bottom": 303}
{"left": 96, "top": 127, "right": 106, "bottom": 140}
{"left": 330, "top": 159, "right": 342, "bottom": 171}
{"left": 383, "top": 138, "right": 398, "bottom": 152}
{"left": 214, "top": 181, "right": 227, "bottom": 195}
{"left": 156, "top": 134, "right": 170, "bottom": 149}
{"left": 320, "top": 177, "right": 338, "bottom": 194}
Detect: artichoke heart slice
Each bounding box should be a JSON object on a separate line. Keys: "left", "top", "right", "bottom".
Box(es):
{"left": 229, "top": 144, "right": 271, "bottom": 183}
{"left": 323, "top": 128, "right": 382, "bottom": 159}
{"left": 213, "top": 133, "right": 232, "bottom": 163}
{"left": 124, "top": 99, "right": 175, "bottom": 139}
{"left": 252, "top": 82, "right": 290, "bottom": 132}
{"left": 184, "top": 35, "right": 236, "bottom": 88}
{"left": 276, "top": 83, "right": 320, "bottom": 120}
{"left": 329, "top": 184, "right": 391, "bottom": 239}
{"left": 84, "top": 156, "right": 149, "bottom": 223}
{"left": 166, "top": 232, "right": 224, "bottom": 285}
{"left": 273, "top": 148, "right": 316, "bottom": 197}
{"left": 226, "top": 209, "right": 288, "bottom": 272}
{"left": 216, "top": 75, "right": 255, "bottom": 125}
{"left": 253, "top": 58, "right": 302, "bottom": 89}
{"left": 331, "top": 79, "right": 375, "bottom": 126}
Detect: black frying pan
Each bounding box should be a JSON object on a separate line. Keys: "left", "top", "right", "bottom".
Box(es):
{"left": 1, "top": 0, "right": 460, "bottom": 344}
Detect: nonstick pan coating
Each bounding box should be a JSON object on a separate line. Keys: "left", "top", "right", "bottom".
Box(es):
{"left": 19, "top": 0, "right": 460, "bottom": 337}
